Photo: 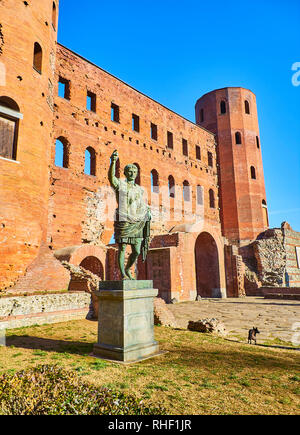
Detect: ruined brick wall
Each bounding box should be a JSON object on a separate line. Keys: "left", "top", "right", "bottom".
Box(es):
{"left": 0, "top": 0, "right": 58, "bottom": 290}
{"left": 237, "top": 223, "right": 300, "bottom": 292}
{"left": 253, "top": 228, "right": 286, "bottom": 287}
{"left": 195, "top": 88, "right": 268, "bottom": 243}
{"left": 224, "top": 245, "right": 246, "bottom": 297}
{"left": 49, "top": 44, "right": 221, "bottom": 251}
{"left": 9, "top": 243, "right": 70, "bottom": 294}
{"left": 139, "top": 229, "right": 227, "bottom": 301}
{"left": 282, "top": 223, "right": 300, "bottom": 287}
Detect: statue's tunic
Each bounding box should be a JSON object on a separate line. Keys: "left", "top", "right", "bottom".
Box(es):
{"left": 114, "top": 179, "right": 150, "bottom": 245}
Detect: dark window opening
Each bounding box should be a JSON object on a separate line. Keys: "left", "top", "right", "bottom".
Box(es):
{"left": 33, "top": 42, "right": 43, "bottom": 74}
{"left": 58, "top": 77, "right": 70, "bottom": 100}
{"left": 256, "top": 136, "right": 260, "bottom": 149}
{"left": 196, "top": 145, "right": 201, "bottom": 160}
{"left": 52, "top": 2, "right": 57, "bottom": 30}
{"left": 182, "top": 138, "right": 188, "bottom": 156}
{"left": 85, "top": 147, "right": 96, "bottom": 176}
{"left": 245, "top": 100, "right": 250, "bottom": 114}
{"left": 235, "top": 132, "right": 242, "bottom": 145}
{"left": 208, "top": 151, "right": 213, "bottom": 167}
{"left": 183, "top": 180, "right": 191, "bottom": 202}
{"left": 87, "top": 91, "right": 96, "bottom": 112}
{"left": 251, "top": 166, "right": 256, "bottom": 180}
{"left": 151, "top": 169, "right": 159, "bottom": 194}
{"left": 151, "top": 123, "right": 158, "bottom": 141}
{"left": 200, "top": 108, "right": 204, "bottom": 123}
{"left": 111, "top": 103, "right": 120, "bottom": 123}
{"left": 167, "top": 131, "right": 173, "bottom": 149}
{"left": 168, "top": 175, "right": 175, "bottom": 198}
{"left": 220, "top": 100, "right": 226, "bottom": 114}
{"left": 0, "top": 97, "right": 21, "bottom": 161}
{"left": 132, "top": 114, "right": 140, "bottom": 132}
{"left": 209, "top": 189, "right": 215, "bottom": 208}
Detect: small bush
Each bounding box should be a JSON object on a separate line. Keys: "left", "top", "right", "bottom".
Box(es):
{"left": 0, "top": 365, "right": 166, "bottom": 415}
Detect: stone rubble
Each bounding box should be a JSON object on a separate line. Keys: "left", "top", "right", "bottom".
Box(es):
{"left": 188, "top": 318, "right": 227, "bottom": 336}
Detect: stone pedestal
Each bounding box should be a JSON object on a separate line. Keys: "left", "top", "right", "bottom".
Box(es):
{"left": 93, "top": 281, "right": 160, "bottom": 363}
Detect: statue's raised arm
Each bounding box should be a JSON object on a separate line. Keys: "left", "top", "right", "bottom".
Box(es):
{"left": 109, "top": 150, "right": 119, "bottom": 190}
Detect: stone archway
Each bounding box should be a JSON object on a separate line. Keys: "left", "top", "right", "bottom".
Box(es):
{"left": 195, "top": 232, "right": 221, "bottom": 298}
{"left": 79, "top": 256, "right": 104, "bottom": 280}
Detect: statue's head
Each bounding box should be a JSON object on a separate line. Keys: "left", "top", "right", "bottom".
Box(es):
{"left": 124, "top": 164, "right": 138, "bottom": 182}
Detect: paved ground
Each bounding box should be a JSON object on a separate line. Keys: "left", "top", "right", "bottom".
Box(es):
{"left": 167, "top": 297, "right": 300, "bottom": 346}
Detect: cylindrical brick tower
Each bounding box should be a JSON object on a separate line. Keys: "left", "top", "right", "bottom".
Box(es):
{"left": 0, "top": 0, "right": 59, "bottom": 289}
{"left": 195, "top": 87, "right": 269, "bottom": 243}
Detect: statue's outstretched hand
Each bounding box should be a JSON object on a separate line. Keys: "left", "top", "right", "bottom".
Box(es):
{"left": 111, "top": 150, "right": 119, "bottom": 162}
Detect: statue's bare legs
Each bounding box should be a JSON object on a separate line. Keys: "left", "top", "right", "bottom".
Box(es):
{"left": 118, "top": 241, "right": 142, "bottom": 280}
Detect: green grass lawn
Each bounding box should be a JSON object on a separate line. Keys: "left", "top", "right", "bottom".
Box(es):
{"left": 1, "top": 320, "right": 299, "bottom": 415}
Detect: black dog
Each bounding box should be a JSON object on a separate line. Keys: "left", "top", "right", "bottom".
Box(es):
{"left": 248, "top": 327, "right": 260, "bottom": 345}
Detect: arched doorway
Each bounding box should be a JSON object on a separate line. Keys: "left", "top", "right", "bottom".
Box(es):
{"left": 80, "top": 256, "right": 104, "bottom": 280}
{"left": 195, "top": 232, "right": 220, "bottom": 298}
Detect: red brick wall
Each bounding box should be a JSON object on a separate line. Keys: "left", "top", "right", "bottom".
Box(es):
{"left": 138, "top": 229, "right": 227, "bottom": 301}
{"left": 0, "top": 0, "right": 58, "bottom": 290}
{"left": 49, "top": 44, "right": 221, "bottom": 251}
{"left": 10, "top": 243, "right": 70, "bottom": 294}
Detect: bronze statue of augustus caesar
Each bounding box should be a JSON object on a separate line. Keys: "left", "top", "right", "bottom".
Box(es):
{"left": 109, "top": 150, "right": 151, "bottom": 280}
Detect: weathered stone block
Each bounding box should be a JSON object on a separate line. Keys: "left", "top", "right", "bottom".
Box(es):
{"left": 93, "top": 281, "right": 160, "bottom": 363}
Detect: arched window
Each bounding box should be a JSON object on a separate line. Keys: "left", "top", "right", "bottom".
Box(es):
{"left": 256, "top": 136, "right": 260, "bottom": 149}
{"left": 33, "top": 42, "right": 43, "bottom": 74}
{"left": 245, "top": 100, "right": 250, "bottom": 114}
{"left": 209, "top": 189, "right": 215, "bottom": 208}
{"left": 151, "top": 169, "right": 159, "bottom": 194}
{"left": 183, "top": 180, "right": 191, "bottom": 202}
{"left": 0, "top": 96, "right": 22, "bottom": 161}
{"left": 133, "top": 163, "right": 141, "bottom": 185}
{"left": 250, "top": 166, "right": 256, "bottom": 180}
{"left": 85, "top": 147, "right": 96, "bottom": 176}
{"left": 197, "top": 185, "right": 203, "bottom": 205}
{"left": 235, "top": 132, "right": 242, "bottom": 145}
{"left": 55, "top": 137, "right": 69, "bottom": 168}
{"left": 220, "top": 100, "right": 226, "bottom": 114}
{"left": 52, "top": 2, "right": 57, "bottom": 30}
{"left": 168, "top": 175, "right": 175, "bottom": 198}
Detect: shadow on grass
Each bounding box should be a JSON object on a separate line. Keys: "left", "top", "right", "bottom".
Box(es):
{"left": 152, "top": 343, "right": 300, "bottom": 372}
{"left": 6, "top": 335, "right": 93, "bottom": 356}
{"left": 224, "top": 338, "right": 300, "bottom": 351}
{"left": 5, "top": 334, "right": 300, "bottom": 372}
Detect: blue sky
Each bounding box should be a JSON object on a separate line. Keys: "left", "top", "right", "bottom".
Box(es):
{"left": 57, "top": 0, "right": 300, "bottom": 231}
